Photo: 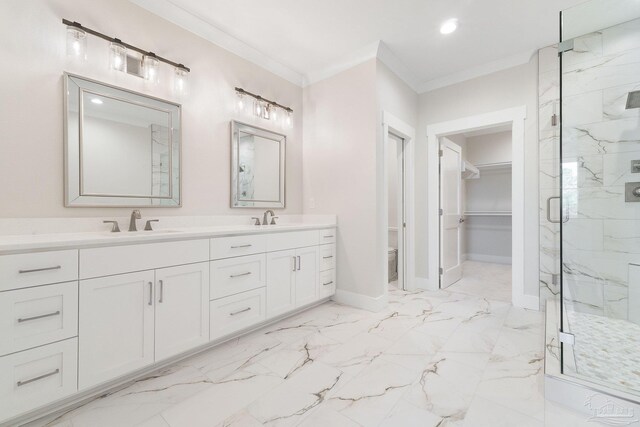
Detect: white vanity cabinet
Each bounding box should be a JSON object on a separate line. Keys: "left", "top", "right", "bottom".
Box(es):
{"left": 78, "top": 271, "right": 155, "bottom": 389}
{"left": 154, "top": 263, "right": 209, "bottom": 361}
{"left": 0, "top": 225, "right": 336, "bottom": 426}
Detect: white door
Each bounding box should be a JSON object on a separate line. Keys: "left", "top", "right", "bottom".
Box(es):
{"left": 78, "top": 271, "right": 155, "bottom": 389}
{"left": 295, "top": 246, "right": 319, "bottom": 307}
{"left": 266, "top": 249, "right": 296, "bottom": 318}
{"left": 155, "top": 262, "right": 210, "bottom": 361}
{"left": 440, "top": 139, "right": 463, "bottom": 288}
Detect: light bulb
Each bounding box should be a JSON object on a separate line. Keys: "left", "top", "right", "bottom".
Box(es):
{"left": 66, "top": 26, "right": 86, "bottom": 61}
{"left": 440, "top": 18, "right": 458, "bottom": 35}
{"left": 109, "top": 40, "right": 127, "bottom": 72}
{"left": 173, "top": 67, "right": 189, "bottom": 96}
{"left": 143, "top": 54, "right": 160, "bottom": 85}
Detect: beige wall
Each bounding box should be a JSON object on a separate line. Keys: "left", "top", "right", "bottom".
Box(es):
{"left": 417, "top": 57, "right": 540, "bottom": 296}
{"left": 302, "top": 60, "right": 379, "bottom": 299}
{"left": 0, "top": 0, "right": 303, "bottom": 218}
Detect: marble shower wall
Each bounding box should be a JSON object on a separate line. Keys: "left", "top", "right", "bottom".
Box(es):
{"left": 560, "top": 18, "right": 640, "bottom": 320}
{"left": 538, "top": 45, "right": 561, "bottom": 310}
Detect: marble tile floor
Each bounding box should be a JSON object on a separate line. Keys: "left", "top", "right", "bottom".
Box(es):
{"left": 32, "top": 275, "right": 603, "bottom": 427}
{"left": 446, "top": 261, "right": 512, "bottom": 303}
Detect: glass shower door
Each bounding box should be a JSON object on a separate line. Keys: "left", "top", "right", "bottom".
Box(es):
{"left": 560, "top": 0, "right": 640, "bottom": 396}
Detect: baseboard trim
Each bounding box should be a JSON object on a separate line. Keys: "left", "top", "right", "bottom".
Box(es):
{"left": 332, "top": 289, "right": 388, "bottom": 312}
{"left": 465, "top": 253, "right": 512, "bottom": 265}
{"left": 514, "top": 293, "right": 540, "bottom": 311}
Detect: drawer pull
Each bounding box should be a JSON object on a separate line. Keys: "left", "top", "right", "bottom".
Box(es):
{"left": 323, "top": 235, "right": 334, "bottom": 238}
{"left": 323, "top": 281, "right": 334, "bottom": 286}
{"left": 229, "top": 307, "right": 252, "bottom": 316}
{"left": 17, "top": 310, "right": 61, "bottom": 323}
{"left": 230, "top": 244, "right": 252, "bottom": 249}
{"left": 17, "top": 368, "right": 60, "bottom": 387}
{"left": 230, "top": 272, "right": 252, "bottom": 278}
{"left": 158, "top": 280, "right": 164, "bottom": 303}
{"left": 18, "top": 265, "right": 62, "bottom": 274}
{"left": 323, "top": 256, "right": 334, "bottom": 259}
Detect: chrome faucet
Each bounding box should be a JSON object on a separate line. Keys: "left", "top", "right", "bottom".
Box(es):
{"left": 262, "top": 210, "right": 275, "bottom": 225}
{"left": 129, "top": 210, "right": 142, "bottom": 232}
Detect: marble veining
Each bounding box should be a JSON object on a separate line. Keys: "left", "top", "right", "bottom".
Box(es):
{"left": 27, "top": 261, "right": 598, "bottom": 427}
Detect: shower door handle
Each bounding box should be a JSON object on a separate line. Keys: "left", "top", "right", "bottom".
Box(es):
{"left": 546, "top": 196, "right": 570, "bottom": 223}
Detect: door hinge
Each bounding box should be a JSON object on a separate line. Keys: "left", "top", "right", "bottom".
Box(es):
{"left": 403, "top": 222, "right": 406, "bottom": 228}
{"left": 559, "top": 331, "right": 575, "bottom": 345}
{"left": 551, "top": 273, "right": 559, "bottom": 286}
{"left": 551, "top": 113, "right": 558, "bottom": 127}
{"left": 558, "top": 39, "right": 574, "bottom": 54}
{"left": 439, "top": 209, "right": 443, "bottom": 216}
{"left": 439, "top": 149, "right": 443, "bottom": 157}
{"left": 439, "top": 267, "right": 443, "bottom": 275}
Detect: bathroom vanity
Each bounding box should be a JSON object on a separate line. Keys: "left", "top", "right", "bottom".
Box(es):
{"left": 0, "top": 223, "right": 336, "bottom": 424}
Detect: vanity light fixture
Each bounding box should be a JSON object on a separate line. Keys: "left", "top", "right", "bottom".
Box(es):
{"left": 62, "top": 19, "right": 190, "bottom": 93}
{"left": 235, "top": 87, "right": 293, "bottom": 129}
{"left": 142, "top": 53, "right": 160, "bottom": 84}
{"left": 66, "top": 25, "right": 87, "bottom": 60}
{"left": 440, "top": 18, "right": 458, "bottom": 35}
{"left": 109, "top": 40, "right": 127, "bottom": 72}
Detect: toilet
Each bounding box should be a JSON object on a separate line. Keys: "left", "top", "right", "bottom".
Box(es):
{"left": 388, "top": 247, "right": 398, "bottom": 282}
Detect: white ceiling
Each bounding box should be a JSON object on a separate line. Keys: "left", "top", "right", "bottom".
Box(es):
{"left": 131, "top": 0, "right": 586, "bottom": 92}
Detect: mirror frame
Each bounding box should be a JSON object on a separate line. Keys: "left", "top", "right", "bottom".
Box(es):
{"left": 230, "top": 121, "right": 286, "bottom": 208}
{"left": 63, "top": 72, "right": 182, "bottom": 207}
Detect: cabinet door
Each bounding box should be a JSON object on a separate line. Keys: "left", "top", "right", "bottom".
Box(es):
{"left": 155, "top": 262, "right": 209, "bottom": 361}
{"left": 295, "top": 246, "right": 319, "bottom": 307}
{"left": 79, "top": 271, "right": 155, "bottom": 389}
{"left": 266, "top": 250, "right": 296, "bottom": 318}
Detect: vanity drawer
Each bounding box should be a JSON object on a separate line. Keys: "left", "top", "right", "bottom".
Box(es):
{"left": 210, "top": 288, "right": 266, "bottom": 340}
{"left": 267, "top": 231, "right": 319, "bottom": 252}
{"left": 210, "top": 254, "right": 266, "bottom": 299}
{"left": 80, "top": 239, "right": 209, "bottom": 279}
{"left": 319, "top": 245, "right": 336, "bottom": 272}
{"left": 319, "top": 270, "right": 336, "bottom": 299}
{"left": 0, "top": 281, "right": 78, "bottom": 356}
{"left": 318, "top": 229, "right": 336, "bottom": 244}
{"left": 0, "top": 338, "right": 78, "bottom": 422}
{"left": 0, "top": 250, "right": 78, "bottom": 292}
{"left": 210, "top": 234, "right": 266, "bottom": 260}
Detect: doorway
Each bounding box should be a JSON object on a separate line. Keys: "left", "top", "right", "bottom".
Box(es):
{"left": 439, "top": 127, "right": 514, "bottom": 302}
{"left": 382, "top": 112, "right": 415, "bottom": 293}
{"left": 426, "top": 106, "right": 538, "bottom": 310}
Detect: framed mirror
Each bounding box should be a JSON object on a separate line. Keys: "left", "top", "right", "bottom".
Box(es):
{"left": 231, "top": 121, "right": 285, "bottom": 208}
{"left": 64, "top": 73, "right": 181, "bottom": 207}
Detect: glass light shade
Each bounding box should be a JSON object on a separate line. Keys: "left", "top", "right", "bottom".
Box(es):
{"left": 173, "top": 67, "right": 189, "bottom": 96}
{"left": 254, "top": 99, "right": 262, "bottom": 117}
{"left": 285, "top": 110, "right": 293, "bottom": 128}
{"left": 271, "top": 106, "right": 279, "bottom": 123}
{"left": 236, "top": 92, "right": 245, "bottom": 113}
{"left": 143, "top": 55, "right": 160, "bottom": 84}
{"left": 109, "top": 41, "right": 127, "bottom": 72}
{"left": 66, "top": 26, "right": 87, "bottom": 60}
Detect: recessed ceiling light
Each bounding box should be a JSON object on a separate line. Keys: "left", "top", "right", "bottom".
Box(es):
{"left": 440, "top": 18, "right": 458, "bottom": 35}
{"left": 91, "top": 98, "right": 103, "bottom": 105}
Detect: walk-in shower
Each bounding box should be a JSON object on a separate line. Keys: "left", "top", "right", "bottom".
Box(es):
{"left": 546, "top": 0, "right": 640, "bottom": 414}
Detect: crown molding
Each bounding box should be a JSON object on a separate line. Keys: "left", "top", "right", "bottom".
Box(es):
{"left": 129, "top": 0, "right": 305, "bottom": 86}
{"left": 417, "top": 49, "right": 536, "bottom": 93}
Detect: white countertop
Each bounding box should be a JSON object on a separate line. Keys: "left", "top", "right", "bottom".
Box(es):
{"left": 0, "top": 223, "right": 336, "bottom": 254}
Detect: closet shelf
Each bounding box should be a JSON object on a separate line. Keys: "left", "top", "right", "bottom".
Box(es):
{"left": 474, "top": 162, "right": 512, "bottom": 170}
{"left": 463, "top": 211, "right": 512, "bottom": 217}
